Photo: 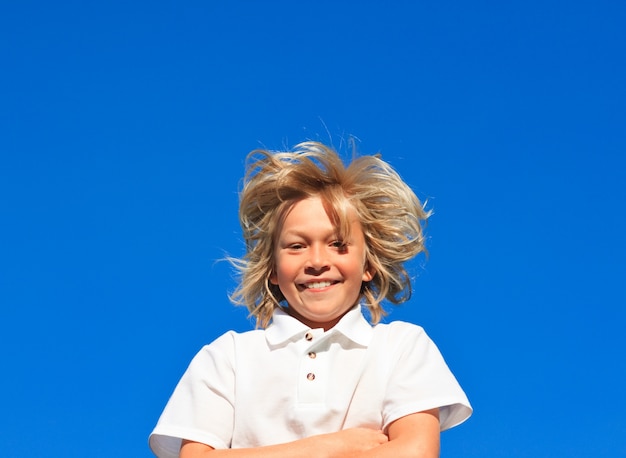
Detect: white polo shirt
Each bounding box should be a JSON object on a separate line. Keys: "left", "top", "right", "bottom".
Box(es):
{"left": 149, "top": 305, "right": 472, "bottom": 458}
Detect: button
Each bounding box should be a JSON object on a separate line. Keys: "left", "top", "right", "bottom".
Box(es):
{"left": 306, "top": 373, "right": 316, "bottom": 381}
{"left": 308, "top": 352, "right": 316, "bottom": 359}
{"left": 305, "top": 332, "right": 313, "bottom": 341}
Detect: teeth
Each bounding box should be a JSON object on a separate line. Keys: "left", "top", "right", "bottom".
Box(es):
{"left": 305, "top": 281, "right": 333, "bottom": 289}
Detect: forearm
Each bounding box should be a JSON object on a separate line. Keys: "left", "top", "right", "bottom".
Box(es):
{"left": 181, "top": 438, "right": 323, "bottom": 458}
{"left": 355, "top": 436, "right": 440, "bottom": 458}
{"left": 180, "top": 428, "right": 389, "bottom": 458}
{"left": 354, "top": 409, "right": 441, "bottom": 458}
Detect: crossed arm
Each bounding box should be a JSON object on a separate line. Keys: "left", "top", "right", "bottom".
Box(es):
{"left": 179, "top": 408, "right": 440, "bottom": 458}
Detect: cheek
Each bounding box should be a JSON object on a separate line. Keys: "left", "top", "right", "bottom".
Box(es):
{"left": 270, "top": 255, "right": 292, "bottom": 285}
{"left": 343, "top": 256, "right": 368, "bottom": 279}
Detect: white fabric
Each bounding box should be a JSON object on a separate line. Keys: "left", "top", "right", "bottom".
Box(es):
{"left": 149, "top": 305, "right": 472, "bottom": 458}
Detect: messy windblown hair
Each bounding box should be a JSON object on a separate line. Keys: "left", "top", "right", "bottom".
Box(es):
{"left": 229, "top": 141, "right": 430, "bottom": 328}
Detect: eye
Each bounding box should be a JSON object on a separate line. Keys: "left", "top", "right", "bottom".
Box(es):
{"left": 331, "top": 240, "right": 348, "bottom": 251}
{"left": 288, "top": 243, "right": 305, "bottom": 250}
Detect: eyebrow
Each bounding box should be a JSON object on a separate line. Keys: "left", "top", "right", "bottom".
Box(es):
{"left": 279, "top": 228, "right": 340, "bottom": 239}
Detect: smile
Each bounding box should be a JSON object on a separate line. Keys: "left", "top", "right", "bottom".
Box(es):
{"left": 303, "top": 281, "right": 335, "bottom": 289}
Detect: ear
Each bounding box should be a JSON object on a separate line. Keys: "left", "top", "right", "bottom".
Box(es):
{"left": 362, "top": 263, "right": 375, "bottom": 282}
{"left": 269, "top": 272, "right": 278, "bottom": 285}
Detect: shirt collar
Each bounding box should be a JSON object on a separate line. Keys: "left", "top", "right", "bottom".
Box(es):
{"left": 331, "top": 305, "right": 373, "bottom": 346}
{"left": 265, "top": 304, "right": 373, "bottom": 347}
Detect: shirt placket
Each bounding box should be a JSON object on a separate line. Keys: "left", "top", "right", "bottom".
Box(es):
{"left": 297, "top": 329, "right": 329, "bottom": 405}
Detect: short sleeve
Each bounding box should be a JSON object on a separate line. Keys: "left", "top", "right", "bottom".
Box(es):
{"left": 381, "top": 323, "right": 472, "bottom": 432}
{"left": 149, "top": 332, "right": 237, "bottom": 458}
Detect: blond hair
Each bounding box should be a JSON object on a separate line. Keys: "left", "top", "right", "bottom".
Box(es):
{"left": 229, "top": 141, "right": 430, "bottom": 328}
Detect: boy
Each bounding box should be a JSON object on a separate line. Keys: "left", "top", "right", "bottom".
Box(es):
{"left": 150, "top": 142, "right": 472, "bottom": 457}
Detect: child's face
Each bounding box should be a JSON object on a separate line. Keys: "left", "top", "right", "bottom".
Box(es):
{"left": 270, "top": 195, "right": 374, "bottom": 331}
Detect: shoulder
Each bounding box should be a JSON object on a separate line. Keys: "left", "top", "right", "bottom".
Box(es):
{"left": 372, "top": 320, "right": 427, "bottom": 343}
{"left": 181, "top": 329, "right": 266, "bottom": 381}
{"left": 370, "top": 320, "right": 441, "bottom": 362}
{"left": 192, "top": 329, "right": 266, "bottom": 363}
{"left": 201, "top": 328, "right": 266, "bottom": 352}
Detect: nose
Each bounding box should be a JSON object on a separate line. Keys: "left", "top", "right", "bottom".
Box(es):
{"left": 306, "top": 244, "right": 330, "bottom": 273}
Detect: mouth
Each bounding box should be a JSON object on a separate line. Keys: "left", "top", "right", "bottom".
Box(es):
{"left": 301, "top": 280, "right": 336, "bottom": 290}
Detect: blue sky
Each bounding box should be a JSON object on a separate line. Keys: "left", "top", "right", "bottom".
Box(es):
{"left": 1, "top": 1, "right": 625, "bottom": 457}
